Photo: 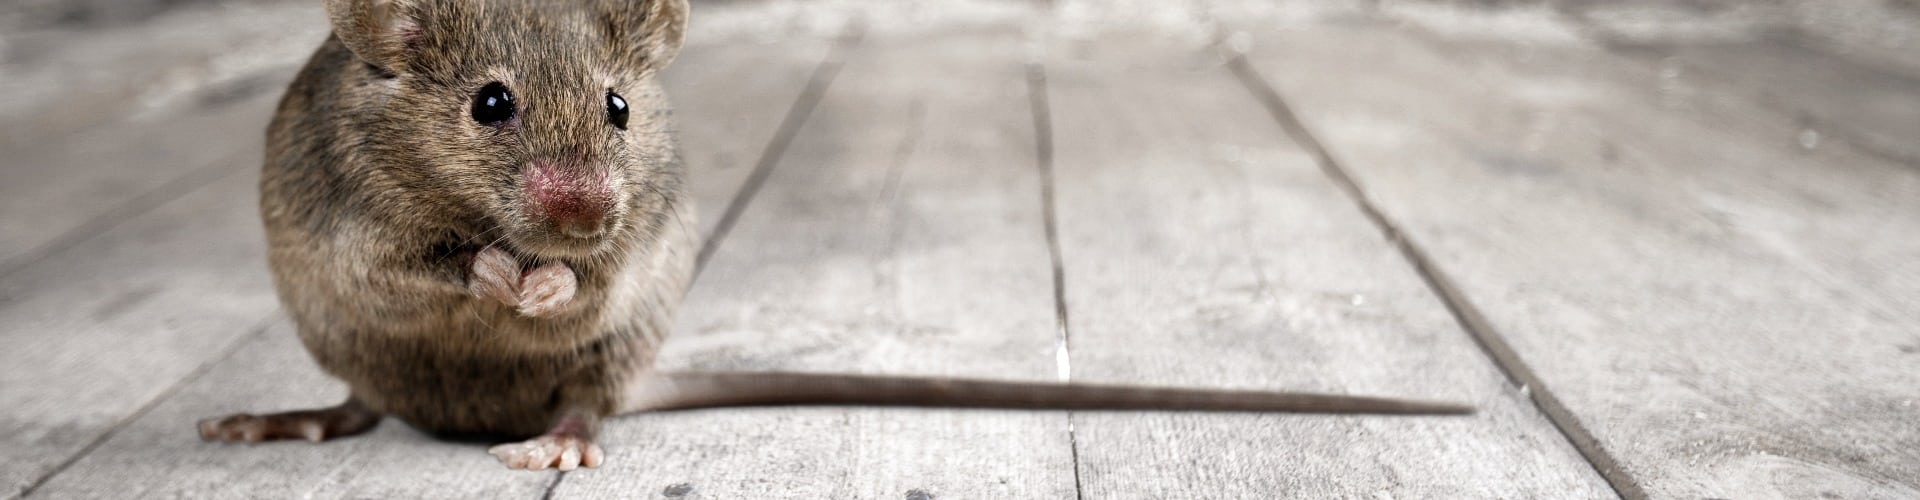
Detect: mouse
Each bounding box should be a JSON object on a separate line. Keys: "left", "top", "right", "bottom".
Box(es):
{"left": 200, "top": 0, "right": 1470, "bottom": 472}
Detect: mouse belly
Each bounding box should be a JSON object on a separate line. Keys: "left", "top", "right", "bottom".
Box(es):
{"left": 347, "top": 354, "right": 570, "bottom": 438}
{"left": 297, "top": 322, "right": 629, "bottom": 439}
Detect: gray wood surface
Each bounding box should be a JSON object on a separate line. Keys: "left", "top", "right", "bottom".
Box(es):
{"left": 1609, "top": 36, "right": 1920, "bottom": 168}
{"left": 1243, "top": 23, "right": 1920, "bottom": 499}
{"left": 0, "top": 89, "right": 286, "bottom": 278}
{"left": 554, "top": 25, "right": 1080, "bottom": 499}
{"left": 666, "top": 39, "right": 835, "bottom": 241}
{"left": 1040, "top": 33, "right": 1612, "bottom": 498}
{"left": 0, "top": 3, "right": 323, "bottom": 148}
{"left": 0, "top": 3, "right": 324, "bottom": 274}
{"left": 0, "top": 151, "right": 282, "bottom": 499}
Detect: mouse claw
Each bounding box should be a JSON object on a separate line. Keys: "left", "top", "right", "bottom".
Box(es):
{"left": 200, "top": 414, "right": 266, "bottom": 442}
{"left": 557, "top": 446, "right": 582, "bottom": 471}
{"left": 583, "top": 443, "right": 605, "bottom": 468}
{"left": 299, "top": 420, "right": 327, "bottom": 442}
{"left": 517, "top": 263, "right": 576, "bottom": 318}
{"left": 197, "top": 418, "right": 222, "bottom": 440}
{"left": 487, "top": 443, "right": 515, "bottom": 465}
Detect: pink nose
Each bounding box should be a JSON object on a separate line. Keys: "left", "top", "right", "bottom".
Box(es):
{"left": 523, "top": 160, "right": 614, "bottom": 237}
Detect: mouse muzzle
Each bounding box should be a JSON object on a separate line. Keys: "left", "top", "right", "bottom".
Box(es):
{"left": 522, "top": 159, "right": 615, "bottom": 239}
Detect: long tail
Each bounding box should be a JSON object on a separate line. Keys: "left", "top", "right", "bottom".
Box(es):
{"left": 623, "top": 371, "right": 1472, "bottom": 415}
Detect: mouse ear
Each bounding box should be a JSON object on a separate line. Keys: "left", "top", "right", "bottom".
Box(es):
{"left": 596, "top": 0, "right": 690, "bottom": 74}
{"left": 325, "top": 0, "right": 422, "bottom": 73}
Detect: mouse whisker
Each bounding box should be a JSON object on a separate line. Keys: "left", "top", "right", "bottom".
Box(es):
{"left": 468, "top": 303, "right": 496, "bottom": 333}
{"left": 457, "top": 223, "right": 507, "bottom": 249}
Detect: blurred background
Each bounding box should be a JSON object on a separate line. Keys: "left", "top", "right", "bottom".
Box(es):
{"left": 2, "top": 1, "right": 1917, "bottom": 499}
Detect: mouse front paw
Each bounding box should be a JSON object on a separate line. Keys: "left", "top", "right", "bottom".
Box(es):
{"left": 469, "top": 246, "right": 523, "bottom": 305}
{"left": 516, "top": 262, "right": 577, "bottom": 318}
{"left": 468, "top": 247, "right": 576, "bottom": 318}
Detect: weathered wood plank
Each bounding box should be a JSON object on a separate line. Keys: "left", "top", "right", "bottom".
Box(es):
{"left": 0, "top": 3, "right": 322, "bottom": 148}
{"left": 1041, "top": 34, "right": 1613, "bottom": 497}
{"left": 0, "top": 8, "right": 328, "bottom": 498}
{"left": 554, "top": 25, "right": 1078, "bottom": 499}
{"left": 1553, "top": 0, "right": 1920, "bottom": 83}
{"left": 0, "top": 91, "right": 284, "bottom": 276}
{"left": 1243, "top": 23, "right": 1920, "bottom": 498}
{"left": 0, "top": 3, "right": 325, "bottom": 273}
{"left": 666, "top": 39, "right": 834, "bottom": 241}
{"left": 0, "top": 161, "right": 280, "bottom": 499}
{"left": 1606, "top": 36, "right": 1920, "bottom": 167}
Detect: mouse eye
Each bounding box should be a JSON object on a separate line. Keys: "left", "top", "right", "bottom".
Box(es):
{"left": 471, "top": 82, "right": 515, "bottom": 125}
{"left": 606, "top": 91, "right": 629, "bottom": 130}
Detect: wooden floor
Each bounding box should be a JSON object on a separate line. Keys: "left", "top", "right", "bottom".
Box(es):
{"left": 4, "top": 1, "right": 1918, "bottom": 498}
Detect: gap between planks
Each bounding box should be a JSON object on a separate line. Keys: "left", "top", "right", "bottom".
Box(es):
{"left": 690, "top": 32, "right": 861, "bottom": 279}
{"left": 1224, "top": 54, "right": 1648, "bottom": 500}
{"left": 1023, "top": 61, "right": 1086, "bottom": 500}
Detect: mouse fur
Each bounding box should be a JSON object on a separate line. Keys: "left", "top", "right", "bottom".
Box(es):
{"left": 210, "top": 0, "right": 694, "bottom": 460}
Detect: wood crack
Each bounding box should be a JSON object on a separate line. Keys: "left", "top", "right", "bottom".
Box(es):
{"left": 691, "top": 30, "right": 862, "bottom": 279}
{"left": 1024, "top": 61, "right": 1085, "bottom": 500}
{"left": 1224, "top": 53, "right": 1648, "bottom": 500}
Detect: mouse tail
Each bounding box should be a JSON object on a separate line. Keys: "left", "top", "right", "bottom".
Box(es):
{"left": 622, "top": 371, "right": 1472, "bottom": 415}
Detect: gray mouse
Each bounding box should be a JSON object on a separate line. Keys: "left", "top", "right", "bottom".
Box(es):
{"left": 199, "top": 0, "right": 1469, "bottom": 471}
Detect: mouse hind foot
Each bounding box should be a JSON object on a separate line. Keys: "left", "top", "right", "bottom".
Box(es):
{"left": 487, "top": 412, "right": 603, "bottom": 471}
{"left": 198, "top": 398, "right": 382, "bottom": 443}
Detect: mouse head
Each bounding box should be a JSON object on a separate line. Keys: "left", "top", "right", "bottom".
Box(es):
{"left": 325, "top": 0, "right": 689, "bottom": 261}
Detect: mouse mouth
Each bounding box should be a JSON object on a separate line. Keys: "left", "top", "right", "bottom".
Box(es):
{"left": 500, "top": 205, "right": 632, "bottom": 261}
{"left": 508, "top": 227, "right": 614, "bottom": 259}
{"left": 438, "top": 214, "right": 613, "bottom": 269}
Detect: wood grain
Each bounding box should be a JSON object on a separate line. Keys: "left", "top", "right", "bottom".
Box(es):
{"left": 0, "top": 162, "right": 280, "bottom": 499}
{"left": 0, "top": 3, "right": 324, "bottom": 274}
{"left": 0, "top": 9, "right": 321, "bottom": 496}
{"left": 1040, "top": 33, "right": 1614, "bottom": 498}
{"left": 666, "top": 39, "right": 836, "bottom": 241}
{"left": 1243, "top": 23, "right": 1920, "bottom": 498}
{"left": 1605, "top": 36, "right": 1920, "bottom": 169}
{"left": 554, "top": 25, "right": 1079, "bottom": 499}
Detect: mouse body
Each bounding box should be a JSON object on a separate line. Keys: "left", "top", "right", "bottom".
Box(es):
{"left": 203, "top": 0, "right": 1468, "bottom": 471}
{"left": 209, "top": 0, "right": 694, "bottom": 467}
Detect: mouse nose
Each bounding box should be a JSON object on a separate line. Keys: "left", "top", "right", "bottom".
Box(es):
{"left": 523, "top": 160, "right": 614, "bottom": 238}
